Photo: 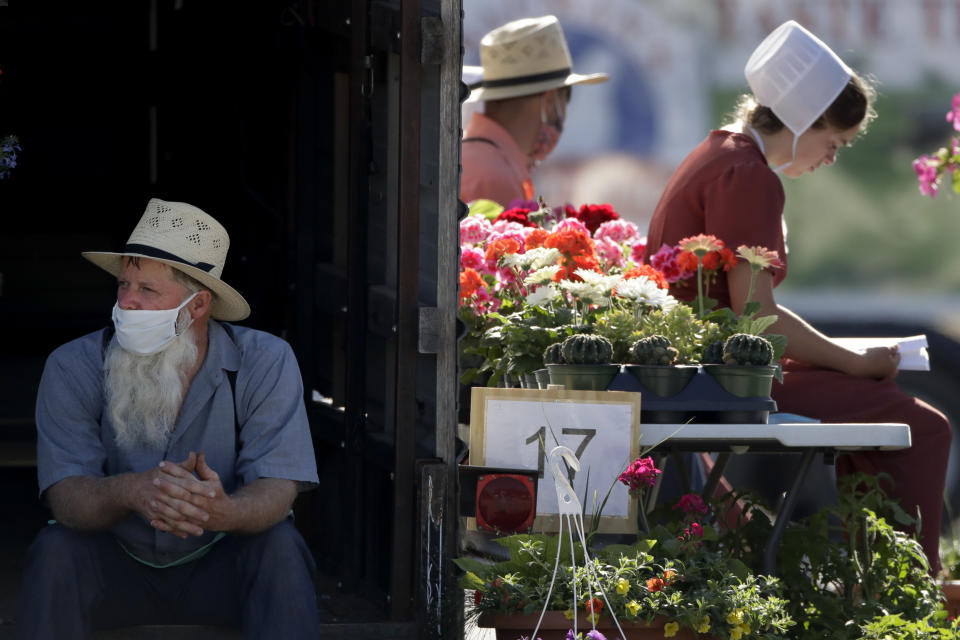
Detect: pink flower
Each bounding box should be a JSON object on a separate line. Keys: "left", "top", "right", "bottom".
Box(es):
{"left": 630, "top": 237, "right": 647, "bottom": 264}
{"left": 553, "top": 217, "right": 590, "bottom": 235}
{"left": 650, "top": 244, "right": 695, "bottom": 284}
{"left": 460, "top": 246, "right": 486, "bottom": 272}
{"left": 672, "top": 493, "right": 709, "bottom": 516}
{"left": 947, "top": 91, "right": 960, "bottom": 133}
{"left": 460, "top": 215, "right": 492, "bottom": 245}
{"left": 594, "top": 219, "right": 640, "bottom": 244}
{"left": 688, "top": 522, "right": 703, "bottom": 538}
{"left": 618, "top": 456, "right": 662, "bottom": 495}
{"left": 595, "top": 236, "right": 626, "bottom": 268}
{"left": 491, "top": 220, "right": 527, "bottom": 236}
{"left": 913, "top": 154, "right": 940, "bottom": 198}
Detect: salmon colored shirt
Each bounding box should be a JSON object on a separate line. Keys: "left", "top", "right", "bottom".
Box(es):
{"left": 645, "top": 130, "right": 788, "bottom": 307}
{"left": 460, "top": 112, "right": 534, "bottom": 206}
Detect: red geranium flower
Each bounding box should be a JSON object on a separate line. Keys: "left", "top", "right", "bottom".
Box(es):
{"left": 586, "top": 597, "right": 603, "bottom": 614}
{"left": 574, "top": 203, "right": 619, "bottom": 234}
{"left": 494, "top": 207, "right": 538, "bottom": 228}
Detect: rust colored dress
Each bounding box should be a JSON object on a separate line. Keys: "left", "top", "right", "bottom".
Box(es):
{"left": 646, "top": 130, "right": 950, "bottom": 571}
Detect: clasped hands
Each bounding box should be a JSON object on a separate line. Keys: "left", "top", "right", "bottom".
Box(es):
{"left": 141, "top": 451, "right": 235, "bottom": 539}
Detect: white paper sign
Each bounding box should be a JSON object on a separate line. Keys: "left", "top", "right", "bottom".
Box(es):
{"left": 834, "top": 335, "right": 930, "bottom": 371}
{"left": 469, "top": 388, "right": 641, "bottom": 533}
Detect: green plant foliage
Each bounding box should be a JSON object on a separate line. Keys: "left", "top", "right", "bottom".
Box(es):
{"left": 629, "top": 335, "right": 678, "bottom": 365}
{"left": 543, "top": 342, "right": 565, "bottom": 365}
{"left": 560, "top": 334, "right": 614, "bottom": 365}
{"left": 722, "top": 333, "right": 774, "bottom": 366}
{"left": 702, "top": 340, "right": 725, "bottom": 364}
{"left": 774, "top": 474, "right": 950, "bottom": 640}
{"left": 635, "top": 305, "right": 724, "bottom": 364}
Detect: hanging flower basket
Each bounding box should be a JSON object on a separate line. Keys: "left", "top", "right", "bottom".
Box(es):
{"left": 476, "top": 611, "right": 719, "bottom": 640}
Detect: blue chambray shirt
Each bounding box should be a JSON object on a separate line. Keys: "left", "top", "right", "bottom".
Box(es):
{"left": 35, "top": 320, "right": 319, "bottom": 566}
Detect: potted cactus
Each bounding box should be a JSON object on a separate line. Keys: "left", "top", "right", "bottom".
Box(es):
{"left": 545, "top": 334, "right": 620, "bottom": 391}
{"left": 623, "top": 335, "right": 698, "bottom": 398}
{"left": 702, "top": 333, "right": 779, "bottom": 398}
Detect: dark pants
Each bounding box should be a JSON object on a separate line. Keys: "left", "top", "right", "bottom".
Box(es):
{"left": 14, "top": 519, "right": 320, "bottom": 640}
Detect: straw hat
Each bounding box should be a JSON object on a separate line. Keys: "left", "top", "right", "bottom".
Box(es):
{"left": 467, "top": 15, "right": 608, "bottom": 102}
{"left": 83, "top": 198, "right": 251, "bottom": 321}
{"left": 745, "top": 20, "right": 852, "bottom": 136}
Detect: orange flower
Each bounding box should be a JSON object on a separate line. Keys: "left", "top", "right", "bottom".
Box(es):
{"left": 624, "top": 264, "right": 669, "bottom": 290}
{"left": 459, "top": 268, "right": 485, "bottom": 301}
{"left": 663, "top": 570, "right": 677, "bottom": 585}
{"left": 524, "top": 228, "right": 550, "bottom": 250}
{"left": 484, "top": 237, "right": 522, "bottom": 265}
{"left": 554, "top": 254, "right": 600, "bottom": 282}
{"left": 646, "top": 577, "right": 664, "bottom": 592}
{"left": 545, "top": 227, "right": 595, "bottom": 257}
{"left": 586, "top": 597, "right": 604, "bottom": 614}
{"left": 676, "top": 251, "right": 699, "bottom": 273}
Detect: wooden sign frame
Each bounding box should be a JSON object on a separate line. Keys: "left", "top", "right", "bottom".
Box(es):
{"left": 468, "top": 387, "right": 641, "bottom": 534}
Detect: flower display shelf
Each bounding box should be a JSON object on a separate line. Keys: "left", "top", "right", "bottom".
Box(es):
{"left": 607, "top": 367, "right": 777, "bottom": 424}
{"left": 477, "top": 611, "right": 719, "bottom": 640}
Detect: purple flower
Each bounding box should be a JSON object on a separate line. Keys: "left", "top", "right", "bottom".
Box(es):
{"left": 0, "top": 134, "right": 20, "bottom": 180}
{"left": 586, "top": 631, "right": 609, "bottom": 640}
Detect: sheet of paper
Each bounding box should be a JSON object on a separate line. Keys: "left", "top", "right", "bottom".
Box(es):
{"left": 833, "top": 335, "right": 930, "bottom": 371}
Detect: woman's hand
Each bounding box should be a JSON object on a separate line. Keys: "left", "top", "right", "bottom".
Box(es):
{"left": 846, "top": 345, "right": 900, "bottom": 380}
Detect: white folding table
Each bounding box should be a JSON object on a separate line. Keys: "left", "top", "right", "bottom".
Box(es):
{"left": 637, "top": 422, "right": 912, "bottom": 574}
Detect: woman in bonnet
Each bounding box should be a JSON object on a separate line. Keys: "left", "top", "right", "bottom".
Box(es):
{"left": 645, "top": 20, "right": 950, "bottom": 572}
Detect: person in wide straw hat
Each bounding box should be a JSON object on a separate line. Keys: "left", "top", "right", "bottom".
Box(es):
{"left": 644, "top": 20, "right": 949, "bottom": 573}
{"left": 16, "top": 199, "right": 321, "bottom": 638}
{"left": 460, "top": 15, "right": 608, "bottom": 206}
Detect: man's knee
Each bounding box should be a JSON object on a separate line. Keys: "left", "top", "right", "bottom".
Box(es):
{"left": 240, "top": 520, "right": 315, "bottom": 576}
{"left": 25, "top": 524, "right": 106, "bottom": 576}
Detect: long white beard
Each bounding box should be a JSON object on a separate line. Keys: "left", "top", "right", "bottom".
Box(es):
{"left": 104, "top": 328, "right": 200, "bottom": 453}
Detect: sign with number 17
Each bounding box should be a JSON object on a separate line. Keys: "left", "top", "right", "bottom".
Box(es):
{"left": 469, "top": 387, "right": 641, "bottom": 534}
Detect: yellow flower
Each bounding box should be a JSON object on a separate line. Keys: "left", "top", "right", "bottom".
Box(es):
{"left": 726, "top": 610, "right": 744, "bottom": 625}
{"left": 695, "top": 615, "right": 711, "bottom": 633}
{"left": 663, "top": 621, "right": 680, "bottom": 638}
{"left": 563, "top": 608, "right": 575, "bottom": 620}
{"left": 739, "top": 622, "right": 752, "bottom": 635}
{"left": 625, "top": 600, "right": 641, "bottom": 617}
{"left": 616, "top": 578, "right": 630, "bottom": 595}
{"left": 729, "top": 626, "right": 744, "bottom": 640}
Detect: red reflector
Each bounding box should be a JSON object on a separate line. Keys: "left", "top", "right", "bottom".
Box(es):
{"left": 476, "top": 474, "right": 536, "bottom": 534}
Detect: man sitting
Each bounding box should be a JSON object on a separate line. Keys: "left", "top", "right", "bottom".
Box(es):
{"left": 15, "top": 199, "right": 320, "bottom": 639}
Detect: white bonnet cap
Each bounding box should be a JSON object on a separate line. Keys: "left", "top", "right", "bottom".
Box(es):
{"left": 745, "top": 20, "right": 852, "bottom": 136}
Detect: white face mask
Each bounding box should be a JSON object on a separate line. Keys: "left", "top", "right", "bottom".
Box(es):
{"left": 111, "top": 293, "right": 198, "bottom": 356}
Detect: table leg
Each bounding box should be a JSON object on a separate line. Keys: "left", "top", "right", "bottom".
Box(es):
{"left": 702, "top": 452, "right": 731, "bottom": 499}
{"left": 646, "top": 453, "right": 669, "bottom": 514}
{"left": 763, "top": 448, "right": 817, "bottom": 575}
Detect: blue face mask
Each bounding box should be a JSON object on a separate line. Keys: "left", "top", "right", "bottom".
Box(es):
{"left": 111, "top": 293, "right": 197, "bottom": 355}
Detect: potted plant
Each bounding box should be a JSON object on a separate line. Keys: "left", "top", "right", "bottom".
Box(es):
{"left": 622, "top": 334, "right": 698, "bottom": 398}
{"left": 545, "top": 333, "right": 620, "bottom": 391}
